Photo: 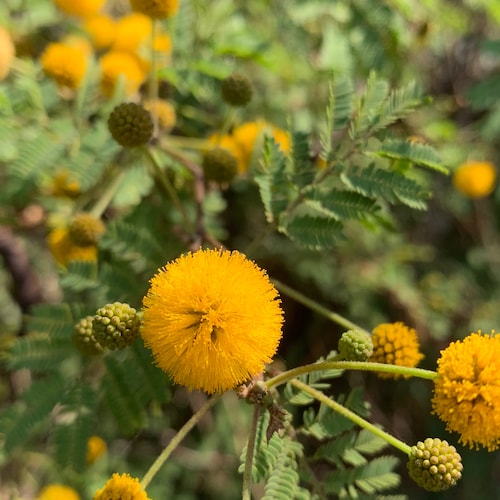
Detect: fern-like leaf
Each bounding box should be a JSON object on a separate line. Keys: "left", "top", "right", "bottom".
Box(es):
{"left": 373, "top": 139, "right": 448, "bottom": 174}
{"left": 340, "top": 164, "right": 429, "bottom": 210}
{"left": 290, "top": 131, "right": 316, "bottom": 188}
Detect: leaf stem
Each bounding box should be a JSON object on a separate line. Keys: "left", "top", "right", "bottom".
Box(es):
{"left": 140, "top": 393, "right": 221, "bottom": 490}
{"left": 242, "top": 405, "right": 261, "bottom": 500}
{"left": 266, "top": 360, "right": 437, "bottom": 390}
{"left": 290, "top": 378, "right": 412, "bottom": 455}
{"left": 89, "top": 167, "right": 127, "bottom": 219}
{"left": 272, "top": 279, "right": 370, "bottom": 335}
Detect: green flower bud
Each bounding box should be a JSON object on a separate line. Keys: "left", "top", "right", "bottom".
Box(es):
{"left": 108, "top": 102, "right": 153, "bottom": 147}
{"left": 92, "top": 302, "right": 141, "bottom": 350}
{"left": 73, "top": 315, "right": 103, "bottom": 355}
{"left": 408, "top": 438, "right": 463, "bottom": 492}
{"left": 221, "top": 73, "right": 253, "bottom": 107}
{"left": 338, "top": 329, "right": 373, "bottom": 361}
{"left": 68, "top": 213, "right": 105, "bottom": 247}
{"left": 202, "top": 147, "right": 238, "bottom": 183}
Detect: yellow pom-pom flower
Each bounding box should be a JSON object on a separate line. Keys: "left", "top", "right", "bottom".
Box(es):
{"left": 142, "top": 248, "right": 284, "bottom": 394}
{"left": 432, "top": 331, "right": 500, "bottom": 451}
{"left": 93, "top": 473, "right": 151, "bottom": 500}
{"left": 54, "top": 0, "right": 105, "bottom": 18}
{"left": 40, "top": 42, "right": 88, "bottom": 89}
{"left": 370, "top": 322, "right": 424, "bottom": 378}
{"left": 0, "top": 26, "right": 15, "bottom": 81}
{"left": 112, "top": 13, "right": 152, "bottom": 53}
{"left": 84, "top": 15, "right": 118, "bottom": 50}
{"left": 86, "top": 435, "right": 107, "bottom": 464}
{"left": 50, "top": 170, "right": 81, "bottom": 198}
{"left": 232, "top": 120, "right": 290, "bottom": 172}
{"left": 130, "top": 0, "right": 180, "bottom": 19}
{"left": 37, "top": 484, "right": 80, "bottom": 500}
{"left": 99, "top": 50, "right": 146, "bottom": 97}
{"left": 48, "top": 227, "right": 97, "bottom": 267}
{"left": 144, "top": 99, "right": 176, "bottom": 131}
{"left": 452, "top": 160, "right": 497, "bottom": 198}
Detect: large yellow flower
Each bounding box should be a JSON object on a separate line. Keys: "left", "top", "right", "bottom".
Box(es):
{"left": 84, "top": 14, "right": 118, "bottom": 50}
{"left": 54, "top": 0, "right": 105, "bottom": 18}
{"left": 112, "top": 13, "right": 152, "bottom": 53}
{"left": 40, "top": 42, "right": 88, "bottom": 89}
{"left": 432, "top": 331, "right": 500, "bottom": 451}
{"left": 86, "top": 435, "right": 107, "bottom": 464}
{"left": 452, "top": 160, "right": 497, "bottom": 198}
{"left": 93, "top": 473, "right": 151, "bottom": 500}
{"left": 0, "top": 27, "right": 15, "bottom": 81}
{"left": 142, "top": 249, "right": 284, "bottom": 394}
{"left": 370, "top": 322, "right": 424, "bottom": 378}
{"left": 37, "top": 484, "right": 80, "bottom": 500}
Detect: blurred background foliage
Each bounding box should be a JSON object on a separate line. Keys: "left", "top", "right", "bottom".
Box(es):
{"left": 0, "top": 0, "right": 500, "bottom": 499}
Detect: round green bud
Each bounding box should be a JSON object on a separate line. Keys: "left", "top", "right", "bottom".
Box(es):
{"left": 107, "top": 102, "right": 153, "bottom": 147}
{"left": 408, "top": 438, "right": 463, "bottom": 492}
{"left": 338, "top": 329, "right": 373, "bottom": 361}
{"left": 202, "top": 147, "right": 238, "bottom": 183}
{"left": 73, "top": 315, "right": 103, "bottom": 355}
{"left": 92, "top": 302, "right": 141, "bottom": 350}
{"left": 221, "top": 73, "right": 253, "bottom": 107}
{"left": 68, "top": 213, "right": 105, "bottom": 247}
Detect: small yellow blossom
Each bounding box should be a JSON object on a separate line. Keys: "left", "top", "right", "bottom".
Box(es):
{"left": 232, "top": 120, "right": 290, "bottom": 172}
{"left": 54, "top": 0, "right": 105, "bottom": 18}
{"left": 50, "top": 170, "right": 81, "bottom": 198}
{"left": 144, "top": 99, "right": 176, "bottom": 131}
{"left": 84, "top": 15, "right": 118, "bottom": 50}
{"left": 370, "top": 322, "right": 424, "bottom": 378}
{"left": 112, "top": 13, "right": 152, "bottom": 53}
{"left": 208, "top": 133, "right": 246, "bottom": 173}
{"left": 130, "top": 0, "right": 180, "bottom": 19}
{"left": 40, "top": 42, "right": 88, "bottom": 89}
{"left": 48, "top": 227, "right": 97, "bottom": 267}
{"left": 452, "top": 160, "right": 497, "bottom": 198}
{"left": 0, "top": 26, "right": 15, "bottom": 81}
{"left": 142, "top": 248, "right": 284, "bottom": 394}
{"left": 86, "top": 435, "right": 107, "bottom": 464}
{"left": 93, "top": 473, "right": 151, "bottom": 500}
{"left": 37, "top": 484, "right": 80, "bottom": 500}
{"left": 99, "top": 50, "right": 146, "bottom": 97}
{"left": 432, "top": 331, "right": 500, "bottom": 451}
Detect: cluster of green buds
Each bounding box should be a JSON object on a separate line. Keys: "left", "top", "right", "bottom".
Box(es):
{"left": 108, "top": 102, "right": 153, "bottom": 147}
{"left": 338, "top": 329, "right": 373, "bottom": 361}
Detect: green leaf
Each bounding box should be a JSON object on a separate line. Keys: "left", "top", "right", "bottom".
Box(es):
{"left": 290, "top": 131, "right": 316, "bottom": 188}
{"left": 254, "top": 137, "right": 292, "bottom": 223}
{"left": 340, "top": 164, "right": 429, "bottom": 210}
{"left": 331, "top": 76, "right": 355, "bottom": 131}
{"left": 373, "top": 139, "right": 448, "bottom": 174}
{"left": 280, "top": 215, "right": 344, "bottom": 250}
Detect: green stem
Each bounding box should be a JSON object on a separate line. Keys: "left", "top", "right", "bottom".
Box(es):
{"left": 144, "top": 146, "right": 192, "bottom": 230}
{"left": 89, "top": 168, "right": 126, "bottom": 219}
{"left": 272, "top": 279, "right": 370, "bottom": 335}
{"left": 266, "top": 360, "right": 437, "bottom": 390}
{"left": 242, "top": 405, "right": 261, "bottom": 500}
{"left": 149, "top": 20, "right": 160, "bottom": 138}
{"left": 140, "top": 394, "right": 222, "bottom": 490}
{"left": 290, "top": 379, "right": 412, "bottom": 455}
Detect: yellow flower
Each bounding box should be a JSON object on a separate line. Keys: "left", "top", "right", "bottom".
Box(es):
{"left": 232, "top": 120, "right": 290, "bottom": 172}
{"left": 48, "top": 227, "right": 97, "bottom": 267}
{"left": 93, "top": 473, "right": 151, "bottom": 500}
{"left": 50, "top": 170, "right": 81, "bottom": 198}
{"left": 112, "top": 13, "right": 152, "bottom": 53}
{"left": 452, "top": 160, "right": 497, "bottom": 198}
{"left": 99, "top": 50, "right": 146, "bottom": 98}
{"left": 54, "top": 0, "right": 105, "bottom": 18}
{"left": 370, "top": 322, "right": 424, "bottom": 378}
{"left": 40, "top": 42, "right": 88, "bottom": 89}
{"left": 84, "top": 14, "right": 118, "bottom": 50}
{"left": 144, "top": 99, "right": 176, "bottom": 131}
{"left": 86, "top": 435, "right": 107, "bottom": 464}
{"left": 432, "top": 331, "right": 500, "bottom": 451}
{"left": 0, "top": 26, "right": 15, "bottom": 81}
{"left": 208, "top": 133, "right": 246, "bottom": 173}
{"left": 130, "top": 0, "right": 180, "bottom": 19}
{"left": 142, "top": 249, "right": 284, "bottom": 394}
{"left": 37, "top": 484, "right": 80, "bottom": 500}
